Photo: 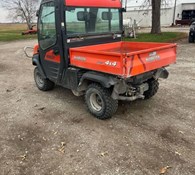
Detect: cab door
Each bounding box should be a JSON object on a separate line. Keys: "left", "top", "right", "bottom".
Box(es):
{"left": 38, "top": 1, "right": 62, "bottom": 83}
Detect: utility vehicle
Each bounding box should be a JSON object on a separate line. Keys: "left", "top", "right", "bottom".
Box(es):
{"left": 22, "top": 25, "right": 37, "bottom": 35}
{"left": 32, "top": 0, "right": 177, "bottom": 119}
{"left": 189, "top": 22, "right": 195, "bottom": 43}
{"left": 176, "top": 10, "right": 195, "bottom": 26}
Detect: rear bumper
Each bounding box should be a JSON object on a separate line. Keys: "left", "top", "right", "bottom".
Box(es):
{"left": 125, "top": 68, "right": 169, "bottom": 84}
{"left": 112, "top": 68, "right": 168, "bottom": 101}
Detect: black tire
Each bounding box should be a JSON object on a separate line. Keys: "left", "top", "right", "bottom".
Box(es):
{"left": 144, "top": 79, "right": 159, "bottom": 100}
{"left": 85, "top": 83, "right": 118, "bottom": 120}
{"left": 189, "top": 36, "right": 194, "bottom": 43}
{"left": 34, "top": 67, "right": 55, "bottom": 91}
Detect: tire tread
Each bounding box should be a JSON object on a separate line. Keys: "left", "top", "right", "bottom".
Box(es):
{"left": 85, "top": 83, "right": 118, "bottom": 120}
{"left": 34, "top": 67, "right": 55, "bottom": 91}
{"left": 144, "top": 79, "right": 159, "bottom": 100}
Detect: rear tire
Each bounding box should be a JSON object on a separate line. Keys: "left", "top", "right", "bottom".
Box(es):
{"left": 34, "top": 67, "right": 55, "bottom": 91}
{"left": 189, "top": 36, "right": 194, "bottom": 43}
{"left": 144, "top": 79, "right": 159, "bottom": 100}
{"left": 85, "top": 83, "right": 118, "bottom": 120}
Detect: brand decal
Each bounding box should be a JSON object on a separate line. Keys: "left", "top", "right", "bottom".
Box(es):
{"left": 105, "top": 61, "right": 117, "bottom": 67}
{"left": 97, "top": 61, "right": 104, "bottom": 65}
{"left": 74, "top": 56, "right": 86, "bottom": 62}
{"left": 146, "top": 52, "right": 160, "bottom": 62}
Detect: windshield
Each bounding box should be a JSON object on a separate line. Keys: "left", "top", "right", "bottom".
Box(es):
{"left": 182, "top": 10, "right": 195, "bottom": 20}
{"left": 66, "top": 7, "right": 121, "bottom": 36}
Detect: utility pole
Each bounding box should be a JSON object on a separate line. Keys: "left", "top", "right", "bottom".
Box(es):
{"left": 172, "top": 0, "right": 177, "bottom": 26}
{"left": 121, "top": 0, "right": 128, "bottom": 10}
{"left": 125, "top": 0, "right": 127, "bottom": 10}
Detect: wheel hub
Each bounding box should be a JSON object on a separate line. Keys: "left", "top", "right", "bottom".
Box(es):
{"left": 36, "top": 72, "right": 44, "bottom": 87}
{"left": 89, "top": 92, "right": 103, "bottom": 112}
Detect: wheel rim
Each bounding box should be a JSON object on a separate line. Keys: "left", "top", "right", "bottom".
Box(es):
{"left": 89, "top": 92, "right": 103, "bottom": 112}
{"left": 36, "top": 72, "right": 44, "bottom": 87}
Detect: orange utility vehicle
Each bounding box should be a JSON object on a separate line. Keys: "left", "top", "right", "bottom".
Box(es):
{"left": 22, "top": 25, "right": 37, "bottom": 35}
{"left": 32, "top": 0, "right": 177, "bottom": 119}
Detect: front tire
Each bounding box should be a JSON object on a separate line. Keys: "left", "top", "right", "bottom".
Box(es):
{"left": 85, "top": 83, "right": 118, "bottom": 120}
{"left": 144, "top": 79, "right": 159, "bottom": 100}
{"left": 34, "top": 67, "right": 55, "bottom": 91}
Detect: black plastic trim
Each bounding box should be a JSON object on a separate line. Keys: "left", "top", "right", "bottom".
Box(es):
{"left": 80, "top": 71, "right": 117, "bottom": 88}
{"left": 32, "top": 54, "right": 47, "bottom": 79}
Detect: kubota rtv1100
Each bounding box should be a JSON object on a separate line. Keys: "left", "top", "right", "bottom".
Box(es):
{"left": 32, "top": 0, "right": 177, "bottom": 119}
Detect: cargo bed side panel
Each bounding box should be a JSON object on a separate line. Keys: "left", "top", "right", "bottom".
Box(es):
{"left": 69, "top": 50, "right": 124, "bottom": 76}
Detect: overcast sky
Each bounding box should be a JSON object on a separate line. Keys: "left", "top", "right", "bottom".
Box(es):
{"left": 0, "top": 7, "right": 8, "bottom": 23}
{"left": 126, "top": 0, "right": 195, "bottom": 6}
{"left": 0, "top": 0, "right": 195, "bottom": 23}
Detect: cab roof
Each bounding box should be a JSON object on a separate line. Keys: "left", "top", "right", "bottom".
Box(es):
{"left": 65, "top": 0, "right": 122, "bottom": 8}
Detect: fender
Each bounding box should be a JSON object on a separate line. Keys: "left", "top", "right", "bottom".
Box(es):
{"left": 32, "top": 54, "right": 46, "bottom": 79}
{"left": 79, "top": 71, "right": 117, "bottom": 90}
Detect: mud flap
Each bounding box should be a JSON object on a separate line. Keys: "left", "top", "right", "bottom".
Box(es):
{"left": 154, "top": 68, "right": 169, "bottom": 79}
{"left": 32, "top": 54, "right": 46, "bottom": 79}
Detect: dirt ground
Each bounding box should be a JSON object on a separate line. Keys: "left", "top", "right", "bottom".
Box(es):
{"left": 0, "top": 38, "right": 195, "bottom": 175}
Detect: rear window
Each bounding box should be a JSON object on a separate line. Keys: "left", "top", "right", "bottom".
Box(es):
{"left": 65, "top": 7, "right": 121, "bottom": 36}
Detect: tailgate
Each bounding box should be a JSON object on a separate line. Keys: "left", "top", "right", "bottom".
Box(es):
{"left": 124, "top": 43, "right": 177, "bottom": 77}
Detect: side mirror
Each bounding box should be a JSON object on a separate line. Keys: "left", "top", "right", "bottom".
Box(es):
{"left": 102, "top": 12, "right": 113, "bottom": 20}
{"left": 36, "top": 10, "right": 39, "bottom": 17}
{"left": 77, "top": 11, "right": 89, "bottom": 21}
{"left": 121, "top": 8, "right": 126, "bottom": 12}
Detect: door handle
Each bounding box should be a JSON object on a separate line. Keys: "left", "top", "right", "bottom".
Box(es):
{"left": 53, "top": 49, "right": 59, "bottom": 55}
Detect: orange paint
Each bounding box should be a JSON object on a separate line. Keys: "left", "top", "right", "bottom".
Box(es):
{"left": 69, "top": 41, "right": 177, "bottom": 78}
{"left": 65, "top": 0, "right": 122, "bottom": 8}
{"left": 33, "top": 44, "right": 39, "bottom": 55}
{"left": 45, "top": 50, "right": 60, "bottom": 63}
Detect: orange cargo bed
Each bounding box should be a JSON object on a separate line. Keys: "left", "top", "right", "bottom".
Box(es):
{"left": 69, "top": 41, "right": 177, "bottom": 78}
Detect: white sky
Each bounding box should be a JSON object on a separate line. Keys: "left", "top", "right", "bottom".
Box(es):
{"left": 0, "top": 7, "right": 9, "bottom": 23}
{"left": 0, "top": 0, "right": 195, "bottom": 22}
{"left": 126, "top": 0, "right": 195, "bottom": 6}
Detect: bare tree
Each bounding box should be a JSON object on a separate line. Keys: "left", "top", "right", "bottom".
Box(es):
{"left": 142, "top": 0, "right": 171, "bottom": 34}
{"left": 0, "top": 0, "right": 39, "bottom": 29}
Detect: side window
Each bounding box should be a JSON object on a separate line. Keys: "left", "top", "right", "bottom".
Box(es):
{"left": 66, "top": 8, "right": 85, "bottom": 35}
{"left": 111, "top": 9, "right": 120, "bottom": 32}
{"left": 95, "top": 9, "right": 109, "bottom": 33}
{"left": 39, "top": 2, "right": 56, "bottom": 50}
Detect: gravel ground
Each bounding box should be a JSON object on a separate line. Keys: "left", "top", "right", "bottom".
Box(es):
{"left": 0, "top": 38, "right": 195, "bottom": 175}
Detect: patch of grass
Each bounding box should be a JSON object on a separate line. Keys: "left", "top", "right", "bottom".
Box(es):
{"left": 0, "top": 23, "right": 28, "bottom": 31}
{"left": 0, "top": 23, "right": 37, "bottom": 42}
{"left": 124, "top": 32, "right": 187, "bottom": 43}
{"left": 0, "top": 24, "right": 187, "bottom": 42}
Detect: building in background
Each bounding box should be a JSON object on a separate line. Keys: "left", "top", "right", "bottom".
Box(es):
{"left": 123, "top": 0, "right": 195, "bottom": 27}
